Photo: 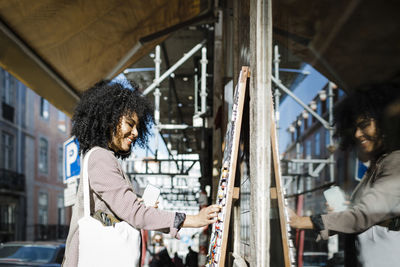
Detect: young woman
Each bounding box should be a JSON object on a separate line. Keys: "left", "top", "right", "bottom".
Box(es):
{"left": 63, "top": 81, "right": 220, "bottom": 266}
{"left": 289, "top": 83, "right": 400, "bottom": 267}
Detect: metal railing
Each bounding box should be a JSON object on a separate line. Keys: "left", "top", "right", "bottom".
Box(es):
{"left": 0, "top": 168, "right": 25, "bottom": 191}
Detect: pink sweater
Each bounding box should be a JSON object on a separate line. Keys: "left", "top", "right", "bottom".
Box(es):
{"left": 63, "top": 147, "right": 178, "bottom": 267}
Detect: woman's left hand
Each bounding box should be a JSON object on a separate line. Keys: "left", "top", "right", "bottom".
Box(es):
{"left": 288, "top": 208, "right": 314, "bottom": 229}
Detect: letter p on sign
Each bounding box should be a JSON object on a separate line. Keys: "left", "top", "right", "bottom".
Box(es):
{"left": 63, "top": 137, "right": 81, "bottom": 183}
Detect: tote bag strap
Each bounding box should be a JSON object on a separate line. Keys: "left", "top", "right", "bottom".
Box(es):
{"left": 82, "top": 148, "right": 97, "bottom": 217}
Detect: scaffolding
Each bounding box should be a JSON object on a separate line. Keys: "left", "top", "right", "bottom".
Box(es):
{"left": 272, "top": 45, "right": 336, "bottom": 193}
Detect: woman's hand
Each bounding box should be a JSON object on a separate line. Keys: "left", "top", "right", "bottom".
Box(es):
{"left": 182, "top": 204, "right": 221, "bottom": 228}
{"left": 288, "top": 208, "right": 300, "bottom": 228}
{"left": 288, "top": 208, "right": 314, "bottom": 229}
{"left": 137, "top": 197, "right": 159, "bottom": 208}
{"left": 325, "top": 202, "right": 335, "bottom": 213}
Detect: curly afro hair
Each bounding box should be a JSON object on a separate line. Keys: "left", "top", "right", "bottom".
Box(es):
{"left": 334, "top": 82, "right": 400, "bottom": 154}
{"left": 71, "top": 80, "right": 154, "bottom": 159}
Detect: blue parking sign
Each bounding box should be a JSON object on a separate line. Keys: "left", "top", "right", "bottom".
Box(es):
{"left": 63, "top": 136, "right": 81, "bottom": 183}
{"left": 355, "top": 158, "right": 369, "bottom": 181}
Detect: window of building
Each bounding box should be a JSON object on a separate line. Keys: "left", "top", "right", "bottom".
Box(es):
{"left": 321, "top": 99, "right": 327, "bottom": 114}
{"left": 304, "top": 116, "right": 308, "bottom": 130}
{"left": 0, "top": 70, "right": 5, "bottom": 96}
{"left": 306, "top": 140, "right": 311, "bottom": 157}
{"left": 308, "top": 112, "right": 313, "bottom": 126}
{"left": 38, "top": 192, "right": 48, "bottom": 225}
{"left": 19, "top": 83, "right": 26, "bottom": 127}
{"left": 0, "top": 204, "right": 15, "bottom": 231}
{"left": 317, "top": 101, "right": 322, "bottom": 116}
{"left": 57, "top": 111, "right": 67, "bottom": 132}
{"left": 1, "top": 132, "right": 14, "bottom": 170}
{"left": 300, "top": 119, "right": 305, "bottom": 133}
{"left": 39, "top": 137, "right": 49, "bottom": 173}
{"left": 315, "top": 132, "right": 321, "bottom": 156}
{"left": 40, "top": 97, "right": 49, "bottom": 120}
{"left": 58, "top": 146, "right": 63, "bottom": 182}
{"left": 57, "top": 194, "right": 65, "bottom": 225}
{"left": 2, "top": 72, "right": 14, "bottom": 106}
{"left": 325, "top": 131, "right": 331, "bottom": 147}
{"left": 0, "top": 69, "right": 4, "bottom": 88}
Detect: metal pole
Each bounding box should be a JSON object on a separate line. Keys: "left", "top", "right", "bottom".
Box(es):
{"left": 274, "top": 45, "right": 281, "bottom": 133}
{"left": 328, "top": 82, "right": 335, "bottom": 182}
{"left": 306, "top": 155, "right": 312, "bottom": 176}
{"left": 296, "top": 141, "right": 302, "bottom": 194}
{"left": 194, "top": 68, "right": 199, "bottom": 114}
{"left": 143, "top": 40, "right": 206, "bottom": 95}
{"left": 154, "top": 45, "right": 161, "bottom": 158}
{"left": 154, "top": 45, "right": 161, "bottom": 125}
{"left": 327, "top": 83, "right": 339, "bottom": 267}
{"left": 289, "top": 159, "right": 332, "bottom": 164}
{"left": 158, "top": 124, "right": 188, "bottom": 130}
{"left": 200, "top": 47, "right": 208, "bottom": 114}
{"left": 272, "top": 76, "right": 331, "bottom": 130}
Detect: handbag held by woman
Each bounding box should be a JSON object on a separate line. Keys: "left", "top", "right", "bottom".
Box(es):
{"left": 78, "top": 148, "right": 141, "bottom": 267}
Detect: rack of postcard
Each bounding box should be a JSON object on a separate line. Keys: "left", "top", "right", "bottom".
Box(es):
{"left": 206, "top": 66, "right": 248, "bottom": 267}
{"left": 205, "top": 66, "right": 296, "bottom": 267}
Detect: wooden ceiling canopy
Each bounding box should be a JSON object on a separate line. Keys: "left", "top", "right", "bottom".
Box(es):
{"left": 273, "top": 0, "right": 400, "bottom": 92}
{"left": 0, "top": 0, "right": 210, "bottom": 117}
{"left": 1, "top": 0, "right": 399, "bottom": 117}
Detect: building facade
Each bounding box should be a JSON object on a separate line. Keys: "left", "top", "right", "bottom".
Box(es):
{"left": 0, "top": 68, "right": 71, "bottom": 242}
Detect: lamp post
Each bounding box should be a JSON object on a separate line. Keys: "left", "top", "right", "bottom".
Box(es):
{"left": 302, "top": 110, "right": 309, "bottom": 119}
{"left": 309, "top": 100, "right": 317, "bottom": 111}
{"left": 318, "top": 90, "right": 327, "bottom": 101}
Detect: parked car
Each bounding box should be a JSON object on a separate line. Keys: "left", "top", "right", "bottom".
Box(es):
{"left": 303, "top": 251, "right": 329, "bottom": 267}
{"left": 0, "top": 241, "right": 65, "bottom": 266}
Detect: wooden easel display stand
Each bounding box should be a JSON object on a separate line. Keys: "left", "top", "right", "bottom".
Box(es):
{"left": 270, "top": 95, "right": 296, "bottom": 267}
{"left": 206, "top": 66, "right": 249, "bottom": 267}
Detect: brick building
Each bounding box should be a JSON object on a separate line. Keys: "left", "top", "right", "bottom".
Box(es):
{"left": 0, "top": 68, "right": 71, "bottom": 242}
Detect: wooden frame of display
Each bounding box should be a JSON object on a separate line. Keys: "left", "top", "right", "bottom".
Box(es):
{"left": 270, "top": 93, "right": 296, "bottom": 267}
{"left": 206, "top": 66, "right": 249, "bottom": 267}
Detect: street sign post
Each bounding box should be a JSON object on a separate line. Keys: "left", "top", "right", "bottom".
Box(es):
{"left": 63, "top": 137, "right": 81, "bottom": 206}
{"left": 63, "top": 136, "right": 81, "bottom": 184}
{"left": 64, "top": 179, "right": 78, "bottom": 206}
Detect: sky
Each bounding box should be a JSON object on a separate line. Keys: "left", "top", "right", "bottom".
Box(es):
{"left": 277, "top": 64, "right": 329, "bottom": 152}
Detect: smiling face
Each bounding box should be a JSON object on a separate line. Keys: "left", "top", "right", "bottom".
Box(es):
{"left": 354, "top": 117, "right": 383, "bottom": 159}
{"left": 109, "top": 113, "right": 139, "bottom": 153}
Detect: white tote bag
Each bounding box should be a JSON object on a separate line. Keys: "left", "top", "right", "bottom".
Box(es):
{"left": 78, "top": 148, "right": 141, "bottom": 267}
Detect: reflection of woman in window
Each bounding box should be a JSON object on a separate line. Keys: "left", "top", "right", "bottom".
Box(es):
{"left": 290, "top": 83, "right": 400, "bottom": 267}
{"left": 63, "top": 81, "right": 220, "bottom": 267}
